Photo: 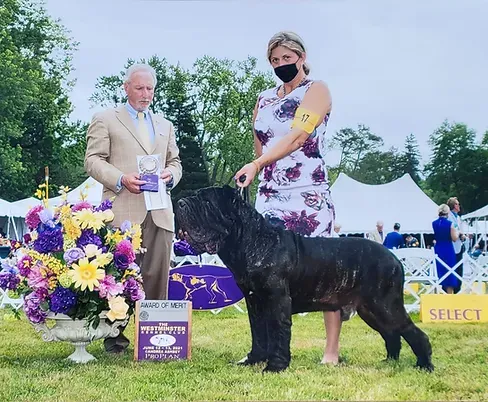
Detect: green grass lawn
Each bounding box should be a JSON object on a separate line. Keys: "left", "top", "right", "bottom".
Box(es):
{"left": 1, "top": 306, "right": 487, "bottom": 401}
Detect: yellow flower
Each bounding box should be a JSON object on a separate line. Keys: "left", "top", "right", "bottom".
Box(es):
{"left": 106, "top": 296, "right": 129, "bottom": 321}
{"left": 100, "top": 209, "right": 114, "bottom": 222}
{"left": 73, "top": 209, "right": 105, "bottom": 231}
{"left": 95, "top": 252, "right": 113, "bottom": 267}
{"left": 63, "top": 218, "right": 81, "bottom": 241}
{"left": 70, "top": 258, "right": 105, "bottom": 291}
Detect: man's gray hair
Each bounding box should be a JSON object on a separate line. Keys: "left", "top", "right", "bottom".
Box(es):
{"left": 125, "top": 63, "right": 157, "bottom": 86}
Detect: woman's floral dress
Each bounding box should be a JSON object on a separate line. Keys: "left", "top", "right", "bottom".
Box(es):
{"left": 254, "top": 79, "right": 335, "bottom": 237}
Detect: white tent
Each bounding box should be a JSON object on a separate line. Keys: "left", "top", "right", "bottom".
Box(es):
{"left": 0, "top": 199, "right": 26, "bottom": 240}
{"left": 462, "top": 204, "right": 488, "bottom": 220}
{"left": 330, "top": 173, "right": 439, "bottom": 234}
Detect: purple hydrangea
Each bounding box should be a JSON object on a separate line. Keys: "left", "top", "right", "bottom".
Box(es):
{"left": 0, "top": 272, "right": 20, "bottom": 290}
{"left": 49, "top": 287, "right": 77, "bottom": 314}
{"left": 23, "top": 291, "right": 48, "bottom": 324}
{"left": 33, "top": 226, "right": 64, "bottom": 254}
{"left": 123, "top": 277, "right": 145, "bottom": 301}
{"left": 63, "top": 248, "right": 85, "bottom": 265}
{"left": 94, "top": 199, "right": 113, "bottom": 212}
{"left": 283, "top": 210, "right": 320, "bottom": 237}
{"left": 76, "top": 230, "right": 103, "bottom": 249}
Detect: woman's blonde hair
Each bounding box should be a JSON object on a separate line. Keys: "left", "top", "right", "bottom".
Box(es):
{"left": 267, "top": 31, "right": 310, "bottom": 75}
{"left": 438, "top": 204, "right": 450, "bottom": 217}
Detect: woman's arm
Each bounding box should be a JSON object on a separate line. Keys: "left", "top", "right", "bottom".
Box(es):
{"left": 450, "top": 224, "right": 459, "bottom": 242}
{"left": 236, "top": 81, "right": 332, "bottom": 186}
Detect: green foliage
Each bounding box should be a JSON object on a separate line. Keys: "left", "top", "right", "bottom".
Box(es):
{"left": 0, "top": 0, "right": 83, "bottom": 201}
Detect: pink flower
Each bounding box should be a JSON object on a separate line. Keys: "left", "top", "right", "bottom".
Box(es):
{"left": 25, "top": 205, "right": 44, "bottom": 230}
{"left": 71, "top": 201, "right": 93, "bottom": 212}
{"left": 115, "top": 240, "right": 135, "bottom": 264}
{"left": 27, "top": 265, "right": 49, "bottom": 291}
{"left": 97, "top": 275, "right": 124, "bottom": 299}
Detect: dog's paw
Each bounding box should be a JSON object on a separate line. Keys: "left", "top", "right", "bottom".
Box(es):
{"left": 415, "top": 361, "right": 434, "bottom": 372}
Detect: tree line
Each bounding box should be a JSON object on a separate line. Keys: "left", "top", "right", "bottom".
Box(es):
{"left": 1, "top": 0, "right": 487, "bottom": 213}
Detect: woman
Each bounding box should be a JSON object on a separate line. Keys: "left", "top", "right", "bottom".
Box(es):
{"left": 432, "top": 204, "right": 460, "bottom": 294}
{"left": 235, "top": 31, "right": 341, "bottom": 365}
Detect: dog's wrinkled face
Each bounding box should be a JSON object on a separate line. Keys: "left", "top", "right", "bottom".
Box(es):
{"left": 176, "top": 186, "right": 239, "bottom": 254}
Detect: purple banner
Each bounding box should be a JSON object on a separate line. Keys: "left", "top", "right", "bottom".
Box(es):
{"left": 168, "top": 264, "right": 244, "bottom": 310}
{"left": 137, "top": 321, "right": 189, "bottom": 360}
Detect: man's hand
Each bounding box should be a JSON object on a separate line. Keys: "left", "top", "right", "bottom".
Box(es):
{"left": 160, "top": 168, "right": 173, "bottom": 184}
{"left": 121, "top": 173, "right": 146, "bottom": 194}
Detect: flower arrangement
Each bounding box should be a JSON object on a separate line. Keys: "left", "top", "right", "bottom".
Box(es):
{"left": 0, "top": 184, "right": 145, "bottom": 328}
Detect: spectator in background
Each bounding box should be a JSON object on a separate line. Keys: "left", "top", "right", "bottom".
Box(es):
{"left": 367, "top": 220, "right": 384, "bottom": 243}
{"left": 433, "top": 204, "right": 460, "bottom": 294}
{"left": 383, "top": 223, "right": 405, "bottom": 249}
{"left": 447, "top": 197, "right": 463, "bottom": 293}
{"left": 406, "top": 234, "right": 420, "bottom": 248}
{"left": 332, "top": 223, "right": 342, "bottom": 238}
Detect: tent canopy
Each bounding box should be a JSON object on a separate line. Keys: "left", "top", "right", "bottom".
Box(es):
{"left": 330, "top": 173, "right": 439, "bottom": 234}
{"left": 0, "top": 198, "right": 25, "bottom": 218}
{"left": 462, "top": 204, "right": 488, "bottom": 220}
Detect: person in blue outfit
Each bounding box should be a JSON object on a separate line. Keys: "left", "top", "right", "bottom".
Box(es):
{"left": 383, "top": 223, "right": 405, "bottom": 249}
{"left": 432, "top": 204, "right": 460, "bottom": 294}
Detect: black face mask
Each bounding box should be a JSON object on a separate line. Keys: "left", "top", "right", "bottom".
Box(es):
{"left": 274, "top": 62, "right": 300, "bottom": 83}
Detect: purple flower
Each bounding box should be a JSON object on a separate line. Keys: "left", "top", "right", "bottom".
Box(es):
{"left": 1, "top": 259, "right": 18, "bottom": 275}
{"left": 27, "top": 266, "right": 49, "bottom": 291}
{"left": 120, "top": 220, "right": 131, "bottom": 233}
{"left": 263, "top": 162, "right": 276, "bottom": 182}
{"left": 49, "top": 287, "right": 77, "bottom": 314}
{"left": 33, "top": 226, "right": 63, "bottom": 253}
{"left": 25, "top": 205, "right": 44, "bottom": 230}
{"left": 311, "top": 165, "right": 326, "bottom": 184}
{"left": 274, "top": 98, "right": 299, "bottom": 121}
{"left": 123, "top": 277, "right": 145, "bottom": 302}
{"left": 301, "top": 137, "right": 320, "bottom": 158}
{"left": 71, "top": 201, "right": 92, "bottom": 212}
{"left": 255, "top": 129, "right": 273, "bottom": 146}
{"left": 97, "top": 275, "right": 124, "bottom": 299}
{"left": 0, "top": 272, "right": 20, "bottom": 290}
{"left": 114, "top": 253, "right": 130, "bottom": 270}
{"left": 38, "top": 209, "right": 55, "bottom": 228}
{"left": 285, "top": 163, "right": 302, "bottom": 181}
{"left": 17, "top": 255, "right": 33, "bottom": 277}
{"left": 94, "top": 199, "right": 113, "bottom": 212}
{"left": 63, "top": 248, "right": 85, "bottom": 265}
{"left": 115, "top": 240, "right": 135, "bottom": 264}
{"left": 76, "top": 230, "right": 102, "bottom": 249}
{"left": 23, "top": 291, "right": 48, "bottom": 324}
{"left": 283, "top": 210, "right": 320, "bottom": 237}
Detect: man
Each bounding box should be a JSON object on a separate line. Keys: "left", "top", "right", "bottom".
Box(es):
{"left": 405, "top": 234, "right": 419, "bottom": 248}
{"left": 84, "top": 63, "right": 182, "bottom": 353}
{"left": 447, "top": 197, "right": 463, "bottom": 293}
{"left": 383, "top": 223, "right": 405, "bottom": 249}
{"left": 331, "top": 223, "right": 342, "bottom": 238}
{"left": 368, "top": 220, "right": 385, "bottom": 244}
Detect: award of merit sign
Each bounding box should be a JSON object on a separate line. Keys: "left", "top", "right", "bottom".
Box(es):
{"left": 134, "top": 300, "right": 192, "bottom": 361}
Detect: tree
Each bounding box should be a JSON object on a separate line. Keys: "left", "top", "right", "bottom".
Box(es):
{"left": 0, "top": 0, "right": 79, "bottom": 200}
{"left": 351, "top": 147, "right": 405, "bottom": 184}
{"left": 424, "top": 121, "right": 488, "bottom": 213}
{"left": 400, "top": 133, "right": 422, "bottom": 183}
{"left": 328, "top": 125, "right": 384, "bottom": 173}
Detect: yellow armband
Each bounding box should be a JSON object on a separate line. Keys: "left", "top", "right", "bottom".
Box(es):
{"left": 291, "top": 107, "right": 321, "bottom": 134}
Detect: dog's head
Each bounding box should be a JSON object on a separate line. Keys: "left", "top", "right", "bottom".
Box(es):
{"left": 175, "top": 186, "right": 244, "bottom": 254}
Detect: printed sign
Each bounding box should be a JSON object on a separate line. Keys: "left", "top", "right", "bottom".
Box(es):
{"left": 168, "top": 264, "right": 244, "bottom": 310}
{"left": 420, "top": 294, "right": 488, "bottom": 323}
{"left": 134, "top": 300, "right": 191, "bottom": 361}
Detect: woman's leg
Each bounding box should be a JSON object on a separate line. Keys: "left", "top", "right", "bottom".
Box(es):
{"left": 321, "top": 310, "right": 342, "bottom": 364}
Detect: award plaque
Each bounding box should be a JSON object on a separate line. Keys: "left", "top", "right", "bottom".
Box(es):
{"left": 137, "top": 154, "right": 169, "bottom": 211}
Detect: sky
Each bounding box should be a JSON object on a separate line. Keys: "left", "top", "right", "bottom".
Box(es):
{"left": 44, "top": 0, "right": 488, "bottom": 166}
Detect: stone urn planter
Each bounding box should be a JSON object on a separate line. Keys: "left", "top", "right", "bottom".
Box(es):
{"left": 31, "top": 312, "right": 129, "bottom": 363}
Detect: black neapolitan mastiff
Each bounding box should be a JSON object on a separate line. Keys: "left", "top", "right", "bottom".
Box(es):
{"left": 176, "top": 186, "right": 433, "bottom": 373}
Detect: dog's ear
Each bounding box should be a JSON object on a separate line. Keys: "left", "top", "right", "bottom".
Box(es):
{"left": 223, "top": 185, "right": 239, "bottom": 198}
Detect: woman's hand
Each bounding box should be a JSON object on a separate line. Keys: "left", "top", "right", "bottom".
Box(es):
{"left": 234, "top": 162, "right": 260, "bottom": 188}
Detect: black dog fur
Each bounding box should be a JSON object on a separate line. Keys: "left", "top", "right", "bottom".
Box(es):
{"left": 176, "top": 186, "right": 434, "bottom": 373}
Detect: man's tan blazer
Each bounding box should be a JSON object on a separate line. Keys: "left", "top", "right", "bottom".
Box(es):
{"left": 84, "top": 105, "right": 182, "bottom": 232}
{"left": 368, "top": 229, "right": 384, "bottom": 244}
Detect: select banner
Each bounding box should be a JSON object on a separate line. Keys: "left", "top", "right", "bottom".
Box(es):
{"left": 420, "top": 294, "right": 488, "bottom": 323}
